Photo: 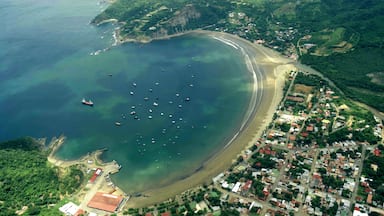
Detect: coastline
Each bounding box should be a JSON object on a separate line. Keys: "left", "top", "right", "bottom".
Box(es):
{"left": 122, "top": 31, "right": 295, "bottom": 207}
{"left": 49, "top": 30, "right": 296, "bottom": 208}
{"left": 47, "top": 136, "right": 125, "bottom": 194}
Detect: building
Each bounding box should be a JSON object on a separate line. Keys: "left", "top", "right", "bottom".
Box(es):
{"left": 89, "top": 168, "right": 103, "bottom": 183}
{"left": 59, "top": 202, "right": 84, "bottom": 216}
{"left": 87, "top": 192, "right": 124, "bottom": 213}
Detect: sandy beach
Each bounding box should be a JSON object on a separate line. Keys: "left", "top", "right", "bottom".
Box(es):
{"left": 124, "top": 31, "right": 296, "bottom": 208}
{"left": 47, "top": 30, "right": 297, "bottom": 208}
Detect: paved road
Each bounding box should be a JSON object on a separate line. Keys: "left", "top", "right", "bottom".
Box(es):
{"left": 350, "top": 145, "right": 367, "bottom": 214}
{"left": 79, "top": 162, "right": 120, "bottom": 213}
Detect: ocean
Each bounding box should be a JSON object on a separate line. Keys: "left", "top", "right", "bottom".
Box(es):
{"left": 0, "top": 0, "right": 253, "bottom": 193}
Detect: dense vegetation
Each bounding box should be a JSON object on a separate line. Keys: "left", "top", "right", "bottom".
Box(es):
{"left": 362, "top": 155, "right": 384, "bottom": 206}
{"left": 0, "top": 137, "right": 84, "bottom": 216}
{"left": 95, "top": 0, "right": 384, "bottom": 111}
{"left": 299, "top": 0, "right": 384, "bottom": 111}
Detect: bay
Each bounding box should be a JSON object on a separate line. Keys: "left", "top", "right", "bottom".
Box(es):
{"left": 0, "top": 0, "right": 253, "bottom": 193}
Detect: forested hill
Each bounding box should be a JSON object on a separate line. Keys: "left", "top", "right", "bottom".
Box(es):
{"left": 0, "top": 138, "right": 84, "bottom": 216}
{"left": 94, "top": 0, "right": 384, "bottom": 112}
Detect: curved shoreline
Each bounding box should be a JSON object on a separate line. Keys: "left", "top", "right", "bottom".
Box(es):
{"left": 122, "top": 31, "right": 295, "bottom": 207}
{"left": 49, "top": 30, "right": 295, "bottom": 208}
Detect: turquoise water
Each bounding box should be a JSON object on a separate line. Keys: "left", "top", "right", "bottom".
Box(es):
{"left": 0, "top": 0, "right": 253, "bottom": 193}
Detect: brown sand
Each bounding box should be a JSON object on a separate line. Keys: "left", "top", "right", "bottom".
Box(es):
{"left": 124, "top": 31, "right": 297, "bottom": 208}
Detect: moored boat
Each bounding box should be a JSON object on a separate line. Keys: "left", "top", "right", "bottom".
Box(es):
{"left": 82, "top": 98, "right": 94, "bottom": 106}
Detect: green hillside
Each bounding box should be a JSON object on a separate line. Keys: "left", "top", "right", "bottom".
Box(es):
{"left": 0, "top": 138, "right": 84, "bottom": 216}
{"left": 94, "top": 0, "right": 384, "bottom": 111}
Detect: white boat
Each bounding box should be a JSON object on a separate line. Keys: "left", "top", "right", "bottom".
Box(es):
{"left": 82, "top": 98, "right": 94, "bottom": 106}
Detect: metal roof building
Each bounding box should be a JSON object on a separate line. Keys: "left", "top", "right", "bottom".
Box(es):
{"left": 87, "top": 192, "right": 124, "bottom": 213}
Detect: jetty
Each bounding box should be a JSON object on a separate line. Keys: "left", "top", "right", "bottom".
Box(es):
{"left": 47, "top": 136, "right": 126, "bottom": 213}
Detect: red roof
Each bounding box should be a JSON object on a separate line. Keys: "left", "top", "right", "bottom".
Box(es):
{"left": 87, "top": 192, "right": 124, "bottom": 213}
{"left": 89, "top": 173, "right": 98, "bottom": 183}
{"left": 242, "top": 180, "right": 253, "bottom": 191}
{"left": 89, "top": 168, "right": 103, "bottom": 183}
{"left": 374, "top": 148, "right": 381, "bottom": 156}
{"left": 306, "top": 125, "right": 314, "bottom": 132}
{"left": 313, "top": 173, "right": 321, "bottom": 180}
{"left": 259, "top": 147, "right": 276, "bottom": 156}
{"left": 289, "top": 135, "right": 296, "bottom": 141}
{"left": 161, "top": 212, "right": 171, "bottom": 216}
{"left": 74, "top": 209, "right": 84, "bottom": 216}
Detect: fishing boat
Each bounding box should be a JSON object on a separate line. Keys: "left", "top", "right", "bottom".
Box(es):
{"left": 81, "top": 98, "right": 94, "bottom": 106}
{"left": 115, "top": 122, "right": 121, "bottom": 126}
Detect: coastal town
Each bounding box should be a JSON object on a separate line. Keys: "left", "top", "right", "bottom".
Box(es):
{"left": 55, "top": 7, "right": 384, "bottom": 216}
{"left": 57, "top": 70, "right": 384, "bottom": 216}
{"left": 3, "top": 0, "right": 384, "bottom": 215}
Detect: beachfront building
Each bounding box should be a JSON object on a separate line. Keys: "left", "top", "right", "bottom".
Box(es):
{"left": 87, "top": 192, "right": 124, "bottom": 213}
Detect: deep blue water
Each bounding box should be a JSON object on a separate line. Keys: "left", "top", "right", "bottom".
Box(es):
{"left": 0, "top": 0, "right": 253, "bottom": 193}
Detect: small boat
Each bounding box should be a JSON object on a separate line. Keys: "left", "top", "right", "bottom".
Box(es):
{"left": 82, "top": 98, "right": 94, "bottom": 106}
{"left": 185, "top": 97, "right": 190, "bottom": 102}
{"left": 130, "top": 91, "right": 134, "bottom": 95}
{"left": 130, "top": 111, "right": 136, "bottom": 115}
{"left": 115, "top": 122, "right": 121, "bottom": 126}
{"left": 153, "top": 102, "right": 158, "bottom": 106}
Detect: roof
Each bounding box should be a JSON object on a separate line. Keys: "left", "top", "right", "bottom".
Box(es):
{"left": 161, "top": 212, "right": 171, "bottom": 216}
{"left": 374, "top": 148, "right": 381, "bottom": 156}
{"left": 87, "top": 192, "right": 124, "bottom": 213}
{"left": 286, "top": 96, "right": 305, "bottom": 102}
{"left": 242, "top": 180, "right": 253, "bottom": 191}
{"left": 306, "top": 125, "right": 314, "bottom": 132}
{"left": 59, "top": 202, "right": 80, "bottom": 216}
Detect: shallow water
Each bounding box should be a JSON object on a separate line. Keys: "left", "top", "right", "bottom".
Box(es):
{"left": 0, "top": 0, "right": 253, "bottom": 193}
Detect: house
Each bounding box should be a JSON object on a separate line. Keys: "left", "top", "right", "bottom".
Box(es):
{"left": 367, "top": 192, "right": 373, "bottom": 204}
{"left": 306, "top": 125, "right": 314, "bottom": 132}
{"left": 59, "top": 202, "right": 84, "bottom": 216}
